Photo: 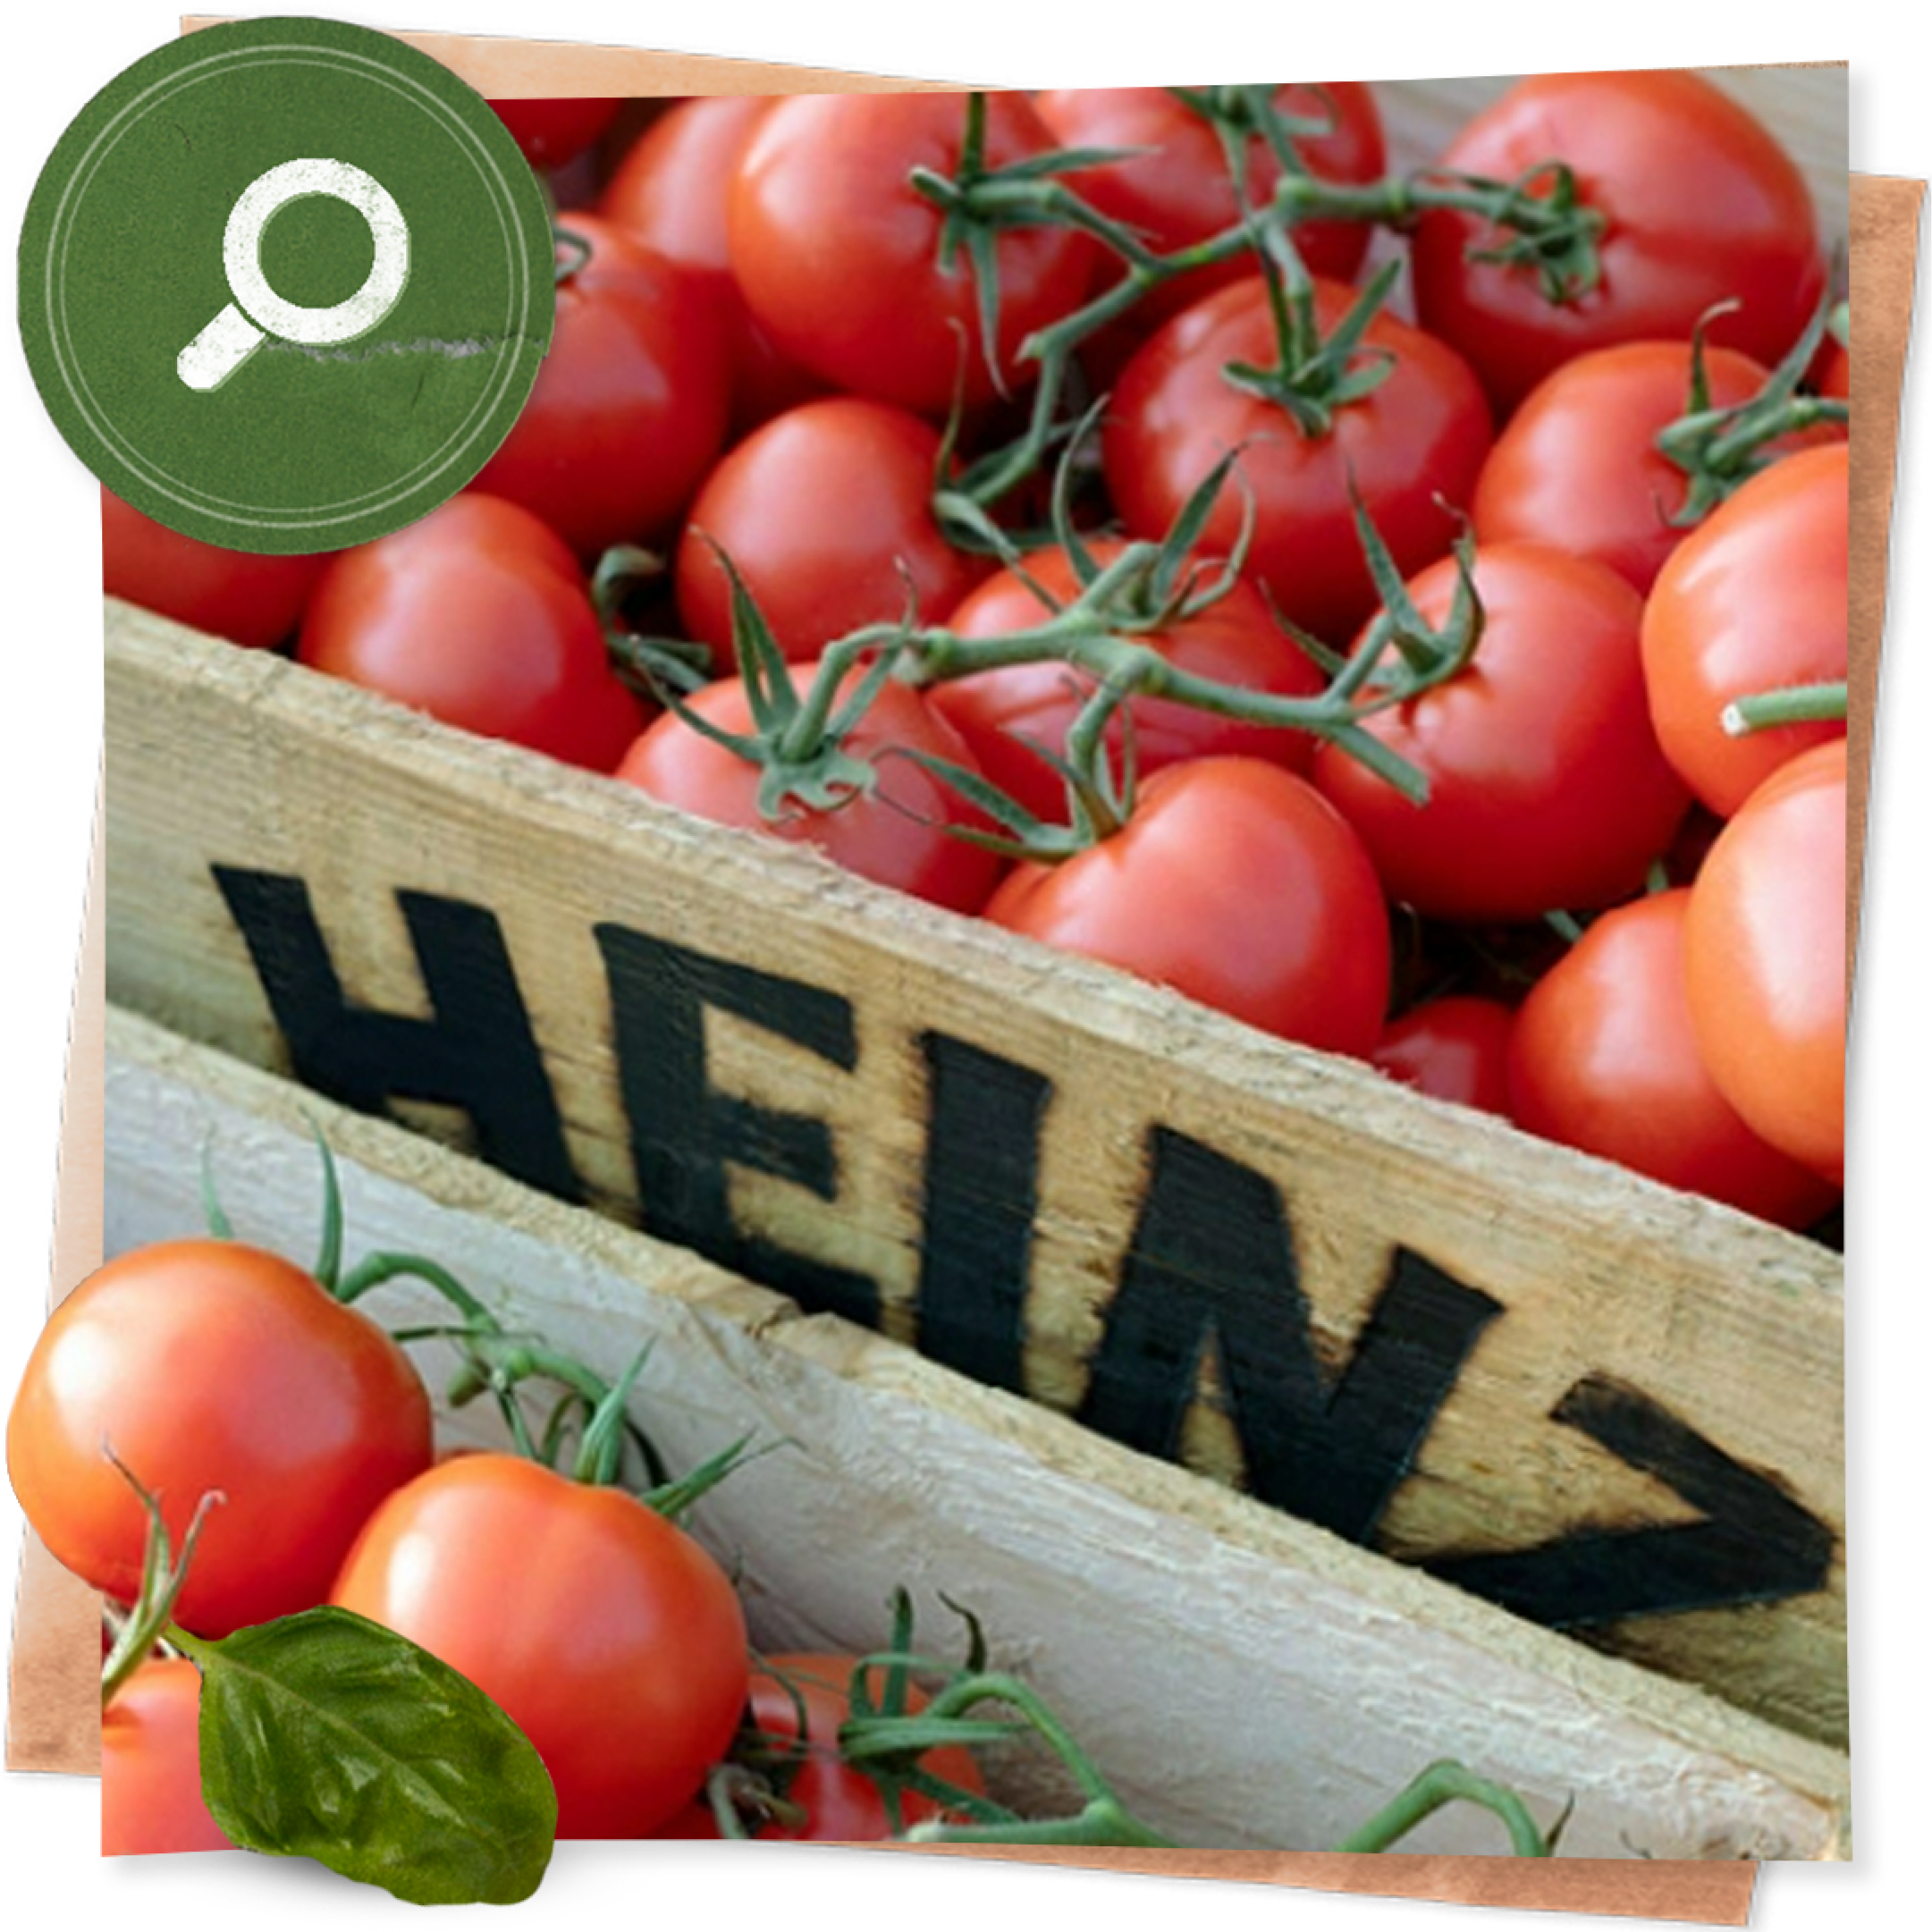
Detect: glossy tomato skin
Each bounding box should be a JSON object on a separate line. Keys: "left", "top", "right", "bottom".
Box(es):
{"left": 332, "top": 1454, "right": 748, "bottom": 1840}
{"left": 101, "top": 487, "right": 331, "bottom": 650}
{"left": 932, "top": 543, "right": 1324, "bottom": 822}
{"left": 1034, "top": 85, "right": 1386, "bottom": 332}
{"left": 1104, "top": 275, "right": 1492, "bottom": 644}
{"left": 1312, "top": 543, "right": 1689, "bottom": 924}
{"left": 654, "top": 1654, "right": 986, "bottom": 1842}
{"left": 299, "top": 493, "right": 647, "bottom": 771}
{"left": 1817, "top": 339, "right": 1850, "bottom": 401}
{"left": 730, "top": 93, "right": 1094, "bottom": 416}
{"left": 675, "top": 399, "right": 986, "bottom": 662}
{"left": 987, "top": 758, "right": 1389, "bottom": 1056}
{"left": 1371, "top": 996, "right": 1515, "bottom": 1116}
{"left": 6, "top": 1240, "right": 432, "bottom": 1638}
{"left": 1508, "top": 890, "right": 1838, "bottom": 1228}
{"left": 472, "top": 215, "right": 730, "bottom": 558}
{"left": 615, "top": 666, "right": 1005, "bottom": 915}
{"left": 1683, "top": 739, "right": 1847, "bottom": 1184}
{"left": 102, "top": 1658, "right": 235, "bottom": 1856}
{"left": 1472, "top": 341, "right": 1839, "bottom": 595}
{"left": 1641, "top": 443, "right": 1849, "bottom": 816}
{"left": 1410, "top": 72, "right": 1827, "bottom": 416}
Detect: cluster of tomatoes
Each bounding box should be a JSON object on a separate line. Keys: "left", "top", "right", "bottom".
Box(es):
{"left": 102, "top": 73, "right": 1848, "bottom": 1233}
{"left": 8, "top": 1228, "right": 977, "bottom": 1853}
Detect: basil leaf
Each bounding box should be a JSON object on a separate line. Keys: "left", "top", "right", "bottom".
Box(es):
{"left": 175, "top": 1606, "right": 556, "bottom": 1904}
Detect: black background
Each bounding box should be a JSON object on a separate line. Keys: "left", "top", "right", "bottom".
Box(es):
{"left": 7, "top": 11, "right": 1893, "bottom": 1916}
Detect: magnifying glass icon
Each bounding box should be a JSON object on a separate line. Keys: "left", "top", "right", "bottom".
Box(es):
{"left": 177, "top": 158, "right": 409, "bottom": 392}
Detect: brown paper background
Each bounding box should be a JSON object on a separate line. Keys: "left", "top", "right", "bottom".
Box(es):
{"left": 9, "top": 23, "right": 1919, "bottom": 1924}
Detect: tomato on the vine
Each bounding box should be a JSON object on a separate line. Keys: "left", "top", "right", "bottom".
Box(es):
{"left": 1641, "top": 442, "right": 1848, "bottom": 817}
{"left": 101, "top": 486, "right": 331, "bottom": 650}
{"left": 6, "top": 1239, "right": 432, "bottom": 1639}
{"left": 654, "top": 1653, "right": 987, "bottom": 1842}
{"left": 1034, "top": 85, "right": 1386, "bottom": 333}
{"left": 986, "top": 757, "right": 1389, "bottom": 1057}
{"left": 102, "top": 1658, "right": 235, "bottom": 1856}
{"left": 1683, "top": 738, "right": 1847, "bottom": 1184}
{"left": 931, "top": 543, "right": 1324, "bottom": 822}
{"left": 1410, "top": 71, "right": 1827, "bottom": 414}
{"left": 298, "top": 493, "right": 647, "bottom": 771}
{"left": 1507, "top": 890, "right": 1838, "bottom": 1228}
{"left": 614, "top": 665, "right": 1006, "bottom": 915}
{"left": 729, "top": 93, "right": 1094, "bottom": 416}
{"left": 472, "top": 215, "right": 729, "bottom": 559}
{"left": 675, "top": 398, "right": 987, "bottom": 663}
{"left": 1310, "top": 543, "right": 1689, "bottom": 924}
{"left": 331, "top": 1453, "right": 748, "bottom": 1841}
{"left": 1103, "top": 274, "right": 1492, "bottom": 644}
{"left": 1472, "top": 340, "right": 1840, "bottom": 595}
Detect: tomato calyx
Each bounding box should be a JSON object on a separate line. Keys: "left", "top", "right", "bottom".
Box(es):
{"left": 1654, "top": 295, "right": 1851, "bottom": 525}
{"left": 100, "top": 1457, "right": 223, "bottom": 1709}
{"left": 1427, "top": 161, "right": 1605, "bottom": 306}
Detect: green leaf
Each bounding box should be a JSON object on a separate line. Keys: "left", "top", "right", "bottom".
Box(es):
{"left": 177, "top": 1607, "right": 556, "bottom": 1905}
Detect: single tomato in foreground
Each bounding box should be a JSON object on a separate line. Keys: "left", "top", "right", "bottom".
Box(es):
{"left": 1508, "top": 890, "right": 1838, "bottom": 1228}
{"left": 1104, "top": 274, "right": 1492, "bottom": 644}
{"left": 472, "top": 215, "right": 730, "bottom": 558}
{"left": 6, "top": 1240, "right": 432, "bottom": 1638}
{"left": 332, "top": 1454, "right": 748, "bottom": 1841}
{"left": 1410, "top": 71, "right": 1827, "bottom": 413}
{"left": 675, "top": 399, "right": 986, "bottom": 662}
{"left": 986, "top": 757, "right": 1389, "bottom": 1057}
{"left": 932, "top": 544, "right": 1324, "bottom": 822}
{"left": 655, "top": 1653, "right": 986, "bottom": 1842}
{"left": 1311, "top": 543, "right": 1689, "bottom": 924}
{"left": 101, "top": 486, "right": 332, "bottom": 650}
{"left": 299, "top": 493, "right": 647, "bottom": 772}
{"left": 1641, "top": 443, "right": 1849, "bottom": 817}
{"left": 1472, "top": 339, "right": 1839, "bottom": 595}
{"left": 1683, "top": 739, "right": 1848, "bottom": 1184}
{"left": 614, "top": 665, "right": 1005, "bottom": 914}
{"left": 103, "top": 1658, "right": 234, "bottom": 1856}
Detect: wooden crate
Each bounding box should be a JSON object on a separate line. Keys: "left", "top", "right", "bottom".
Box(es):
{"left": 101, "top": 68, "right": 1850, "bottom": 1759}
{"left": 103, "top": 1007, "right": 1850, "bottom": 1858}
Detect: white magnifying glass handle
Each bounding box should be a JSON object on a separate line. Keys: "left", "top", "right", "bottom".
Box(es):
{"left": 177, "top": 304, "right": 266, "bottom": 392}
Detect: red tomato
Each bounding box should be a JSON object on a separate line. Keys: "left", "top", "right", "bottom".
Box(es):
{"left": 101, "top": 487, "right": 331, "bottom": 650}
{"left": 986, "top": 757, "right": 1389, "bottom": 1056}
{"left": 600, "top": 96, "right": 824, "bottom": 431}
{"left": 654, "top": 1653, "right": 987, "bottom": 1842}
{"left": 490, "top": 98, "right": 622, "bottom": 172}
{"left": 729, "top": 93, "right": 1094, "bottom": 416}
{"left": 1311, "top": 543, "right": 1689, "bottom": 924}
{"left": 675, "top": 399, "right": 986, "bottom": 663}
{"left": 472, "top": 215, "right": 729, "bottom": 559}
{"left": 1641, "top": 443, "right": 1848, "bottom": 816}
{"left": 1817, "top": 339, "right": 1850, "bottom": 401}
{"left": 931, "top": 543, "right": 1324, "bottom": 822}
{"left": 1508, "top": 890, "right": 1838, "bottom": 1228}
{"left": 102, "top": 1658, "right": 235, "bottom": 1856}
{"left": 614, "top": 664, "right": 1005, "bottom": 914}
{"left": 1410, "top": 72, "right": 1827, "bottom": 415}
{"left": 1683, "top": 739, "right": 1847, "bottom": 1183}
{"left": 299, "top": 493, "right": 647, "bottom": 771}
{"left": 1103, "top": 274, "right": 1492, "bottom": 643}
{"left": 1371, "top": 996, "right": 1515, "bottom": 1116}
{"left": 332, "top": 1454, "right": 748, "bottom": 1840}
{"left": 1034, "top": 85, "right": 1386, "bottom": 333}
{"left": 6, "top": 1240, "right": 432, "bottom": 1639}
{"left": 1472, "top": 340, "right": 1839, "bottom": 595}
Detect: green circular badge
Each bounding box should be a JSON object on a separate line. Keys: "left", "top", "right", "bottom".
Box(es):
{"left": 19, "top": 16, "right": 554, "bottom": 553}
